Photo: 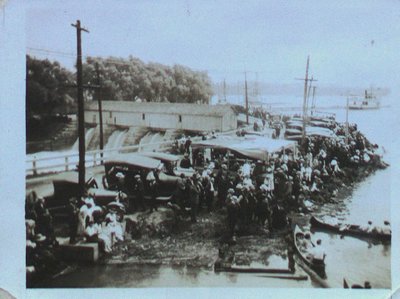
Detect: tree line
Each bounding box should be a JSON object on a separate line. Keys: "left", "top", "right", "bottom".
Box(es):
{"left": 26, "top": 55, "right": 214, "bottom": 116}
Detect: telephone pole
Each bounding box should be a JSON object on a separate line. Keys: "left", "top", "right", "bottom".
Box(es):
{"left": 95, "top": 63, "right": 104, "bottom": 162}
{"left": 301, "top": 56, "right": 310, "bottom": 143}
{"left": 245, "top": 72, "right": 249, "bottom": 125}
{"left": 72, "top": 20, "right": 89, "bottom": 196}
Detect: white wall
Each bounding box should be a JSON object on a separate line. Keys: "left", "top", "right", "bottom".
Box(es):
{"left": 85, "top": 109, "right": 237, "bottom": 132}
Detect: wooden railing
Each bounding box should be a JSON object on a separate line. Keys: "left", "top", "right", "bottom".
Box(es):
{"left": 25, "top": 127, "right": 250, "bottom": 177}
{"left": 25, "top": 139, "right": 177, "bottom": 176}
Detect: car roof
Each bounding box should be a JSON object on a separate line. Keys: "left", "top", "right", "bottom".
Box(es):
{"left": 105, "top": 153, "right": 162, "bottom": 170}
{"left": 138, "top": 151, "right": 180, "bottom": 162}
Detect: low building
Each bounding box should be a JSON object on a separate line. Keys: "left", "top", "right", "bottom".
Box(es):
{"left": 85, "top": 101, "right": 237, "bottom": 132}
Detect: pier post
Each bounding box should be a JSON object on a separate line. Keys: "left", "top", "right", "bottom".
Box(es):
{"left": 32, "top": 160, "right": 37, "bottom": 176}
{"left": 65, "top": 156, "right": 69, "bottom": 171}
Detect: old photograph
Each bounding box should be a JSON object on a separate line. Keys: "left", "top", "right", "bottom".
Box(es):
{"left": 1, "top": 0, "right": 398, "bottom": 298}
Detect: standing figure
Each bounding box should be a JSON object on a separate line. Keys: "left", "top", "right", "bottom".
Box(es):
{"left": 148, "top": 169, "right": 159, "bottom": 213}
{"left": 133, "top": 174, "right": 146, "bottom": 212}
{"left": 226, "top": 190, "right": 240, "bottom": 238}
{"left": 66, "top": 198, "right": 79, "bottom": 244}
{"left": 204, "top": 176, "right": 215, "bottom": 212}
{"left": 188, "top": 176, "right": 200, "bottom": 223}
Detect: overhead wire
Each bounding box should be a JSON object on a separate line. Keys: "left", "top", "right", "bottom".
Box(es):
{"left": 26, "top": 46, "right": 267, "bottom": 76}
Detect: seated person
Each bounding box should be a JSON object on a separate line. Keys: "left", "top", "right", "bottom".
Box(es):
{"left": 310, "top": 239, "right": 326, "bottom": 262}
{"left": 381, "top": 221, "right": 391, "bottom": 235}
{"left": 180, "top": 154, "right": 192, "bottom": 169}
{"left": 300, "top": 233, "right": 312, "bottom": 252}
{"left": 84, "top": 220, "right": 101, "bottom": 243}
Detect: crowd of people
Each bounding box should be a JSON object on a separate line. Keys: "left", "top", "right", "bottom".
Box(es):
{"left": 25, "top": 192, "right": 59, "bottom": 280}
{"left": 26, "top": 112, "right": 388, "bottom": 280}
{"left": 25, "top": 188, "right": 127, "bottom": 279}
{"left": 167, "top": 116, "right": 387, "bottom": 240}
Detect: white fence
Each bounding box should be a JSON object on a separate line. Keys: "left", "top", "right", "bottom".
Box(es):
{"left": 26, "top": 127, "right": 251, "bottom": 177}
{"left": 25, "top": 139, "right": 176, "bottom": 176}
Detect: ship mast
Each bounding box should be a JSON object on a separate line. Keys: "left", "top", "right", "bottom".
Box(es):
{"left": 223, "top": 78, "right": 227, "bottom": 103}
{"left": 245, "top": 72, "right": 249, "bottom": 125}
{"left": 311, "top": 86, "right": 316, "bottom": 115}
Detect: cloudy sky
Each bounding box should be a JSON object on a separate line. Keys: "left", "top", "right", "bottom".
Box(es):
{"left": 25, "top": 0, "right": 400, "bottom": 91}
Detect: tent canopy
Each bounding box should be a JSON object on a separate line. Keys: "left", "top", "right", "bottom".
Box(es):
{"left": 192, "top": 136, "right": 297, "bottom": 161}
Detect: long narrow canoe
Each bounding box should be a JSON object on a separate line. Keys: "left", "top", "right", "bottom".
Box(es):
{"left": 310, "top": 216, "right": 391, "bottom": 242}
{"left": 293, "top": 225, "right": 326, "bottom": 279}
{"left": 343, "top": 278, "right": 350, "bottom": 289}
{"left": 215, "top": 266, "right": 293, "bottom": 274}
{"left": 343, "top": 278, "right": 372, "bottom": 289}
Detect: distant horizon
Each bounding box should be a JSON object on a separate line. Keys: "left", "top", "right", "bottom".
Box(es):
{"left": 25, "top": 1, "right": 400, "bottom": 95}
{"left": 26, "top": 53, "right": 391, "bottom": 99}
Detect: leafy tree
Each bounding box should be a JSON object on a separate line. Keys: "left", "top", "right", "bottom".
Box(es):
{"left": 26, "top": 55, "right": 76, "bottom": 116}
{"left": 82, "top": 56, "right": 213, "bottom": 104}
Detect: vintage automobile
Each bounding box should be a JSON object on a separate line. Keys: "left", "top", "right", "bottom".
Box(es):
{"left": 102, "top": 153, "right": 182, "bottom": 199}
{"left": 45, "top": 172, "right": 119, "bottom": 218}
{"left": 137, "top": 151, "right": 195, "bottom": 177}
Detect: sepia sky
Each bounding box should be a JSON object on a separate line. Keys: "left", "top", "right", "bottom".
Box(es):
{"left": 26, "top": 0, "right": 400, "bottom": 91}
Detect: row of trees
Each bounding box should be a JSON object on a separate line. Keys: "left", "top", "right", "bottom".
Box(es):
{"left": 26, "top": 55, "right": 214, "bottom": 116}
{"left": 26, "top": 55, "right": 76, "bottom": 116}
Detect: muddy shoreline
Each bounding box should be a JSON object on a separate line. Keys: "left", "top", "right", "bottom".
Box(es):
{"left": 28, "top": 161, "right": 385, "bottom": 289}
{"left": 97, "top": 164, "right": 380, "bottom": 270}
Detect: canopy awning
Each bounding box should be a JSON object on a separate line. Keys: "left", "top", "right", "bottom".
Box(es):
{"left": 306, "top": 126, "right": 335, "bottom": 138}
{"left": 192, "top": 136, "right": 297, "bottom": 161}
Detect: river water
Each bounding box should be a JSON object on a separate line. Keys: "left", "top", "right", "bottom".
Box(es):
{"left": 35, "top": 95, "right": 393, "bottom": 289}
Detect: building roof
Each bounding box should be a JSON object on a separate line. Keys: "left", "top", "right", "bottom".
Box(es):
{"left": 85, "top": 101, "right": 234, "bottom": 117}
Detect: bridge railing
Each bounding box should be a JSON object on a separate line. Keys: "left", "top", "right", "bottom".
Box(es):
{"left": 25, "top": 139, "right": 179, "bottom": 176}
{"left": 26, "top": 127, "right": 251, "bottom": 177}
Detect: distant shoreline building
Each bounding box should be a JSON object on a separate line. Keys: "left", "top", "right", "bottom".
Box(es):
{"left": 84, "top": 101, "right": 237, "bottom": 132}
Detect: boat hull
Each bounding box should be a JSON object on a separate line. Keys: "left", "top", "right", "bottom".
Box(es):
{"left": 348, "top": 106, "right": 380, "bottom": 110}
{"left": 293, "top": 225, "right": 326, "bottom": 279}
{"left": 310, "top": 216, "right": 391, "bottom": 242}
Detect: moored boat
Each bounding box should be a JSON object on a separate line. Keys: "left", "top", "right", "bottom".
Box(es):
{"left": 293, "top": 225, "right": 326, "bottom": 279}
{"left": 348, "top": 90, "right": 380, "bottom": 110}
{"left": 343, "top": 278, "right": 372, "bottom": 289}
{"left": 310, "top": 216, "right": 391, "bottom": 242}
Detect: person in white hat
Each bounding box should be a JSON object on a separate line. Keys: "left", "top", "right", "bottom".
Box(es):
{"left": 243, "top": 174, "right": 253, "bottom": 189}
{"left": 263, "top": 167, "right": 275, "bottom": 195}
{"left": 241, "top": 160, "right": 251, "bottom": 177}
{"left": 77, "top": 201, "right": 90, "bottom": 237}
{"left": 226, "top": 194, "right": 240, "bottom": 238}
{"left": 260, "top": 184, "right": 269, "bottom": 193}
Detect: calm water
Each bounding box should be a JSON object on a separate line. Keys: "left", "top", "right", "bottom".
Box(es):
{"left": 39, "top": 95, "right": 393, "bottom": 288}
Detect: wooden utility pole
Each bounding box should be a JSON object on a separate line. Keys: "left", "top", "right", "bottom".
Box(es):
{"left": 301, "top": 56, "right": 310, "bottom": 143}
{"left": 311, "top": 86, "right": 317, "bottom": 115}
{"left": 95, "top": 63, "right": 104, "bottom": 162}
{"left": 245, "top": 72, "right": 249, "bottom": 125}
{"left": 72, "top": 20, "right": 89, "bottom": 196}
